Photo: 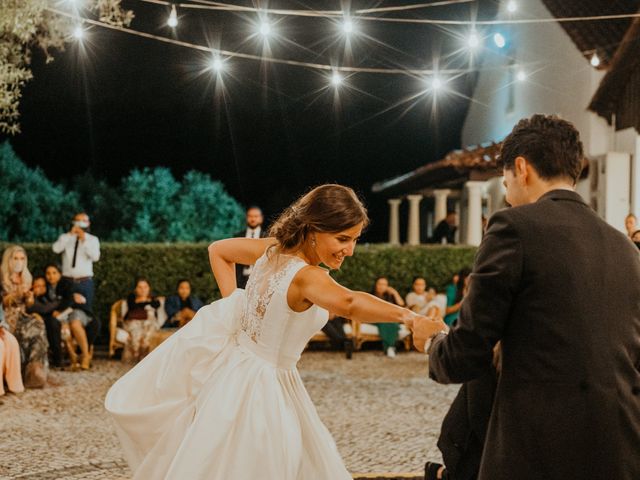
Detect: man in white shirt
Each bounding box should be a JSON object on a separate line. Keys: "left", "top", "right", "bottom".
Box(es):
{"left": 52, "top": 212, "right": 101, "bottom": 309}
{"left": 234, "top": 206, "right": 266, "bottom": 289}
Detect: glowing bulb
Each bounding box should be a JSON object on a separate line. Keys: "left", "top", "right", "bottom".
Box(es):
{"left": 493, "top": 33, "right": 506, "bottom": 48}
{"left": 506, "top": 1, "right": 517, "bottom": 13}
{"left": 431, "top": 77, "right": 443, "bottom": 90}
{"left": 342, "top": 19, "right": 354, "bottom": 34}
{"left": 590, "top": 53, "right": 600, "bottom": 67}
{"left": 331, "top": 72, "right": 343, "bottom": 86}
{"left": 516, "top": 70, "right": 526, "bottom": 81}
{"left": 467, "top": 31, "right": 480, "bottom": 49}
{"left": 73, "top": 25, "right": 84, "bottom": 40}
{"left": 211, "top": 57, "right": 225, "bottom": 73}
{"left": 167, "top": 5, "right": 178, "bottom": 28}
{"left": 259, "top": 21, "right": 271, "bottom": 36}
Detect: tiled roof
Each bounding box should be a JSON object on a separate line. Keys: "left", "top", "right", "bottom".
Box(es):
{"left": 540, "top": 0, "right": 640, "bottom": 67}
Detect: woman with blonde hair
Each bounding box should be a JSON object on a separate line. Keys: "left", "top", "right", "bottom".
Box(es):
{"left": 106, "top": 184, "right": 446, "bottom": 479}
{"left": 1, "top": 245, "right": 49, "bottom": 387}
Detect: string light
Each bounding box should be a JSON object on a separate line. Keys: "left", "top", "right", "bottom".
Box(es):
{"left": 467, "top": 31, "right": 480, "bottom": 49}
{"left": 167, "top": 5, "right": 178, "bottom": 27}
{"left": 590, "top": 53, "right": 600, "bottom": 67}
{"left": 259, "top": 20, "right": 271, "bottom": 37}
{"left": 73, "top": 24, "right": 85, "bottom": 40}
{"left": 331, "top": 72, "right": 343, "bottom": 86}
{"left": 493, "top": 32, "right": 506, "bottom": 48}
{"left": 516, "top": 69, "right": 526, "bottom": 81}
{"left": 342, "top": 18, "right": 354, "bottom": 35}
{"left": 506, "top": 1, "right": 517, "bottom": 13}
{"left": 210, "top": 56, "right": 226, "bottom": 73}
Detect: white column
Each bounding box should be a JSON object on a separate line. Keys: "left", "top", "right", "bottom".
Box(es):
{"left": 387, "top": 198, "right": 401, "bottom": 245}
{"left": 407, "top": 194, "right": 423, "bottom": 245}
{"left": 465, "top": 181, "right": 485, "bottom": 246}
{"left": 433, "top": 189, "right": 451, "bottom": 225}
{"left": 603, "top": 152, "right": 631, "bottom": 232}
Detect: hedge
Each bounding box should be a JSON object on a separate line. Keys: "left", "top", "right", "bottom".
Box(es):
{"left": 1, "top": 242, "right": 477, "bottom": 342}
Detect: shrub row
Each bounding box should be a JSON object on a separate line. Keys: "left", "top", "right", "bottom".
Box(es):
{"left": 2, "top": 242, "right": 477, "bottom": 342}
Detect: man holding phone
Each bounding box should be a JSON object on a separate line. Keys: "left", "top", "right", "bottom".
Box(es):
{"left": 52, "top": 212, "right": 101, "bottom": 310}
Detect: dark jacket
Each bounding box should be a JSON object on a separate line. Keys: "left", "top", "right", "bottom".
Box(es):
{"left": 164, "top": 294, "right": 204, "bottom": 321}
{"left": 428, "top": 190, "right": 640, "bottom": 480}
{"left": 234, "top": 227, "right": 268, "bottom": 289}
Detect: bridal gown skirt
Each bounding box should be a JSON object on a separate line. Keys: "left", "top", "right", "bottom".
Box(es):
{"left": 105, "top": 290, "right": 351, "bottom": 480}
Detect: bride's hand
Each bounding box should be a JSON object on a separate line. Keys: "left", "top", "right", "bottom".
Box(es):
{"left": 409, "top": 315, "right": 447, "bottom": 353}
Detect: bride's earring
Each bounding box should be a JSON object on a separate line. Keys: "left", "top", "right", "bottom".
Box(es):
{"left": 311, "top": 236, "right": 317, "bottom": 248}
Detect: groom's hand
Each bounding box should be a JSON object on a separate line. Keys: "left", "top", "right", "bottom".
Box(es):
{"left": 411, "top": 316, "right": 447, "bottom": 353}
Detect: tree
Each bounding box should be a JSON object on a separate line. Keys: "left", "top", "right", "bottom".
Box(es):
{"left": 0, "top": 0, "right": 133, "bottom": 134}
{"left": 0, "top": 141, "right": 79, "bottom": 241}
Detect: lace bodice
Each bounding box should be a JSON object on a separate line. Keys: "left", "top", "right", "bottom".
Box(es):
{"left": 238, "top": 251, "right": 328, "bottom": 367}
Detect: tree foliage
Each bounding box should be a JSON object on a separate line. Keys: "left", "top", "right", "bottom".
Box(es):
{"left": 0, "top": 141, "right": 245, "bottom": 242}
{"left": 0, "top": 0, "right": 133, "bottom": 134}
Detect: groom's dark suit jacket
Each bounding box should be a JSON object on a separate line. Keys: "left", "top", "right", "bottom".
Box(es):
{"left": 429, "top": 189, "right": 640, "bottom": 480}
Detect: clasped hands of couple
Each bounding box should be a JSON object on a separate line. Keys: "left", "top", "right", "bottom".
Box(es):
{"left": 404, "top": 314, "right": 448, "bottom": 353}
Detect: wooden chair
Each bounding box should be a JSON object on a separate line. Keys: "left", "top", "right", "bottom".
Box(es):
{"left": 109, "top": 297, "right": 168, "bottom": 358}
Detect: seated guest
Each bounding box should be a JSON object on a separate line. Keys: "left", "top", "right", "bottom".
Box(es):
{"left": 0, "top": 304, "right": 24, "bottom": 396}
{"left": 42, "top": 264, "right": 95, "bottom": 370}
{"left": 1, "top": 245, "right": 49, "bottom": 388}
{"left": 430, "top": 211, "right": 457, "bottom": 244}
{"left": 405, "top": 276, "right": 436, "bottom": 315}
{"left": 321, "top": 313, "right": 353, "bottom": 355}
{"left": 122, "top": 277, "right": 161, "bottom": 363}
{"left": 371, "top": 276, "right": 405, "bottom": 358}
{"left": 164, "top": 279, "right": 204, "bottom": 328}
{"left": 625, "top": 213, "right": 637, "bottom": 239}
{"left": 444, "top": 268, "right": 471, "bottom": 326}
{"left": 28, "top": 275, "right": 64, "bottom": 368}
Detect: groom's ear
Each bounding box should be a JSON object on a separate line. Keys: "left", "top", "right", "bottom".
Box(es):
{"left": 514, "top": 156, "right": 528, "bottom": 183}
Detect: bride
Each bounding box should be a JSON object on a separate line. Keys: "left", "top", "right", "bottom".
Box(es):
{"left": 105, "top": 184, "right": 446, "bottom": 479}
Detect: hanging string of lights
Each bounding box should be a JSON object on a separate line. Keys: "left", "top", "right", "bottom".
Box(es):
{"left": 53, "top": 0, "right": 630, "bottom": 94}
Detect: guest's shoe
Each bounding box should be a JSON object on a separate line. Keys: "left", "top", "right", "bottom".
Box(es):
{"left": 425, "top": 461, "right": 446, "bottom": 480}
{"left": 344, "top": 340, "right": 354, "bottom": 360}
{"left": 80, "top": 354, "right": 91, "bottom": 370}
{"left": 24, "top": 362, "right": 47, "bottom": 389}
{"left": 386, "top": 346, "right": 397, "bottom": 358}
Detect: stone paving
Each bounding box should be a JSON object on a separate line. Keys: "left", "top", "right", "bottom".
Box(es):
{"left": 0, "top": 351, "right": 460, "bottom": 479}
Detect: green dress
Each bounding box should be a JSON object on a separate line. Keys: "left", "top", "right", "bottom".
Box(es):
{"left": 374, "top": 293, "right": 400, "bottom": 350}
{"left": 444, "top": 283, "right": 459, "bottom": 326}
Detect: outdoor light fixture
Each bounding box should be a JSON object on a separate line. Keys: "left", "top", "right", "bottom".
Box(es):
{"left": 342, "top": 19, "right": 354, "bottom": 35}
{"left": 211, "top": 56, "right": 225, "bottom": 73}
{"left": 516, "top": 70, "right": 527, "bottom": 81}
{"left": 506, "top": 1, "right": 517, "bottom": 13}
{"left": 431, "top": 77, "right": 443, "bottom": 90}
{"left": 493, "top": 33, "right": 506, "bottom": 48}
{"left": 167, "top": 5, "right": 178, "bottom": 28}
{"left": 467, "top": 31, "right": 480, "bottom": 49}
{"left": 331, "top": 72, "right": 343, "bottom": 87}
{"left": 590, "top": 53, "right": 601, "bottom": 67}
{"left": 259, "top": 21, "right": 271, "bottom": 37}
{"left": 73, "top": 25, "right": 84, "bottom": 40}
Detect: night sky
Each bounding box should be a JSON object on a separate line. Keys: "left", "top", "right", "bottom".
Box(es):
{"left": 7, "top": 0, "right": 498, "bottom": 241}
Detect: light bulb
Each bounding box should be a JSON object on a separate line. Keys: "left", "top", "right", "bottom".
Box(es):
{"left": 432, "top": 77, "right": 443, "bottom": 90}
{"left": 331, "top": 72, "right": 342, "bottom": 86}
{"left": 493, "top": 33, "right": 506, "bottom": 48}
{"left": 211, "top": 57, "right": 224, "bottom": 72}
{"left": 506, "top": 1, "right": 517, "bottom": 13}
{"left": 167, "top": 5, "right": 178, "bottom": 28}
{"left": 590, "top": 53, "right": 600, "bottom": 67}
{"left": 73, "top": 25, "right": 84, "bottom": 40}
{"left": 516, "top": 70, "right": 526, "bottom": 81}
{"left": 342, "top": 19, "right": 354, "bottom": 34}
{"left": 259, "top": 21, "right": 271, "bottom": 36}
{"left": 467, "top": 31, "right": 480, "bottom": 49}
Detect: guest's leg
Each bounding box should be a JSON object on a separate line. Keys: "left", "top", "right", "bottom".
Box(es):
{"left": 376, "top": 323, "right": 400, "bottom": 351}
{"left": 69, "top": 319, "right": 90, "bottom": 369}
{"left": 139, "top": 320, "right": 157, "bottom": 359}
{"left": 124, "top": 321, "right": 143, "bottom": 362}
{"left": 42, "top": 314, "right": 63, "bottom": 367}
{"left": 321, "top": 318, "right": 346, "bottom": 350}
{"left": 2, "top": 332, "right": 24, "bottom": 393}
{"left": 15, "top": 314, "right": 49, "bottom": 387}
{"left": 85, "top": 317, "right": 101, "bottom": 346}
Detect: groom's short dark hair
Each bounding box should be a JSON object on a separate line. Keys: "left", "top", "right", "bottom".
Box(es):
{"left": 499, "top": 114, "right": 584, "bottom": 183}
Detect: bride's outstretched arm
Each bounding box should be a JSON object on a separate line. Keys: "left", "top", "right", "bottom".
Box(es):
{"left": 208, "top": 237, "right": 278, "bottom": 296}
{"left": 292, "top": 266, "right": 445, "bottom": 333}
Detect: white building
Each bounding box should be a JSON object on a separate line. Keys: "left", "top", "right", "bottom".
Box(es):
{"left": 374, "top": 0, "right": 640, "bottom": 245}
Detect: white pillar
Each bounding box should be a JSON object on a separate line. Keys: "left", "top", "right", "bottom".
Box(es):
{"left": 407, "top": 194, "right": 423, "bottom": 246}
{"left": 433, "top": 189, "right": 451, "bottom": 225}
{"left": 387, "top": 198, "right": 401, "bottom": 245}
{"left": 602, "top": 152, "right": 631, "bottom": 232}
{"left": 465, "top": 181, "right": 485, "bottom": 246}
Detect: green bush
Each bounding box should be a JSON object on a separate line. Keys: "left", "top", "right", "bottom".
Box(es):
{"left": 2, "top": 242, "right": 477, "bottom": 342}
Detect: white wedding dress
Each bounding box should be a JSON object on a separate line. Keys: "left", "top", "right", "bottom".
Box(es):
{"left": 105, "top": 252, "right": 351, "bottom": 479}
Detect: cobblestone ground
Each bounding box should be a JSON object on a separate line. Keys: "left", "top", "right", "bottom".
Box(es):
{"left": 0, "top": 351, "right": 459, "bottom": 479}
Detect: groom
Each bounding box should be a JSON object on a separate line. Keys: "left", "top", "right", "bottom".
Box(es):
{"left": 413, "top": 114, "right": 640, "bottom": 479}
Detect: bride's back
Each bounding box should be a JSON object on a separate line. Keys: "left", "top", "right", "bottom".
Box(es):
{"left": 238, "top": 251, "right": 327, "bottom": 368}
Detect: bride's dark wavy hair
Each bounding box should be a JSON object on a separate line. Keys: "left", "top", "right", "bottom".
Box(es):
{"left": 269, "top": 184, "right": 369, "bottom": 251}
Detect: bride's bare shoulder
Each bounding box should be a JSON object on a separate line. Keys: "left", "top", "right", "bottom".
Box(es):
{"left": 208, "top": 237, "right": 278, "bottom": 265}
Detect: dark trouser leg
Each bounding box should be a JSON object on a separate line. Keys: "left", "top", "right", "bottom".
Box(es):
{"left": 43, "top": 314, "right": 63, "bottom": 367}
{"left": 85, "top": 317, "right": 101, "bottom": 346}
{"left": 321, "top": 318, "right": 346, "bottom": 350}
{"left": 74, "top": 278, "right": 95, "bottom": 310}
